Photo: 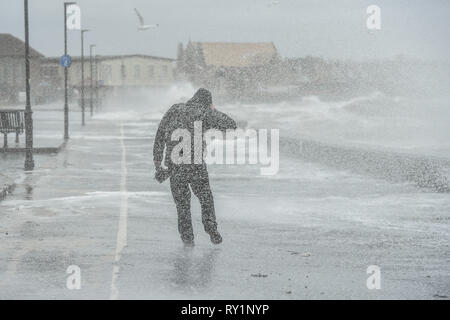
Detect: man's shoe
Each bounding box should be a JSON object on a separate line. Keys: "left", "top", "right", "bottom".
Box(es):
{"left": 209, "top": 231, "right": 222, "bottom": 244}
{"left": 183, "top": 241, "right": 195, "bottom": 248}
{"left": 182, "top": 237, "right": 195, "bottom": 247}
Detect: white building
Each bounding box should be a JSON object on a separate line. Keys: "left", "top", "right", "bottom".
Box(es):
{"left": 41, "top": 54, "right": 175, "bottom": 89}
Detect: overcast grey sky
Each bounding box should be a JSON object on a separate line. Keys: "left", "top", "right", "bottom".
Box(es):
{"left": 1, "top": 0, "right": 449, "bottom": 60}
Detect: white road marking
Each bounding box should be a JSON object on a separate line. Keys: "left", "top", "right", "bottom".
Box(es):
{"left": 110, "top": 123, "right": 128, "bottom": 300}
{"left": 4, "top": 246, "right": 30, "bottom": 277}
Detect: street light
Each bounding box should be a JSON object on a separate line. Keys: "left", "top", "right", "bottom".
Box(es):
{"left": 80, "top": 28, "right": 90, "bottom": 126}
{"left": 89, "top": 44, "right": 96, "bottom": 117}
{"left": 23, "top": 0, "right": 34, "bottom": 171}
{"left": 63, "top": 1, "right": 76, "bottom": 140}
{"left": 95, "top": 54, "right": 100, "bottom": 111}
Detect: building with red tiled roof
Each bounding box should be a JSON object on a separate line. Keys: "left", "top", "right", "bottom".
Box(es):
{"left": 177, "top": 41, "right": 280, "bottom": 95}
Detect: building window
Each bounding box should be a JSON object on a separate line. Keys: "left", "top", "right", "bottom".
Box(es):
{"left": 4, "top": 65, "right": 10, "bottom": 83}
{"left": 134, "top": 65, "right": 141, "bottom": 79}
{"left": 102, "top": 64, "right": 112, "bottom": 81}
{"left": 121, "top": 64, "right": 126, "bottom": 80}
{"left": 162, "top": 65, "right": 168, "bottom": 77}
{"left": 12, "top": 64, "right": 20, "bottom": 84}
{"left": 148, "top": 65, "right": 154, "bottom": 79}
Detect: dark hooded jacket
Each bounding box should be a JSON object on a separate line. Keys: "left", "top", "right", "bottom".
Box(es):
{"left": 153, "top": 88, "right": 237, "bottom": 170}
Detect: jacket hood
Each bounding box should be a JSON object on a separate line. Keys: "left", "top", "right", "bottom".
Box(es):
{"left": 186, "top": 88, "right": 212, "bottom": 108}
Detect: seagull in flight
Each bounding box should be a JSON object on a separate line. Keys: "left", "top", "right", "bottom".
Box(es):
{"left": 134, "top": 8, "right": 159, "bottom": 31}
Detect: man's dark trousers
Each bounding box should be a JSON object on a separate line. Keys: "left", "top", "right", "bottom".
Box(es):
{"left": 169, "top": 164, "right": 217, "bottom": 242}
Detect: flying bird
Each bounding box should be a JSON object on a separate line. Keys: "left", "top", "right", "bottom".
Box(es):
{"left": 267, "top": 1, "right": 280, "bottom": 7}
{"left": 134, "top": 8, "right": 159, "bottom": 31}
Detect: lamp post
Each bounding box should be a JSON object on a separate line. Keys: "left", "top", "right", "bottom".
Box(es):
{"left": 23, "top": 0, "right": 34, "bottom": 171}
{"left": 80, "top": 29, "right": 89, "bottom": 126}
{"left": 63, "top": 2, "right": 76, "bottom": 140}
{"left": 89, "top": 44, "right": 96, "bottom": 117}
{"left": 95, "top": 54, "right": 99, "bottom": 111}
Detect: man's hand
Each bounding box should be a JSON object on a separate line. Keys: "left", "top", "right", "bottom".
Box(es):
{"left": 155, "top": 166, "right": 170, "bottom": 183}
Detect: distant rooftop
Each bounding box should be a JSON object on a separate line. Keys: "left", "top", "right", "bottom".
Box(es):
{"left": 0, "top": 33, "right": 44, "bottom": 58}
{"left": 189, "top": 42, "right": 278, "bottom": 67}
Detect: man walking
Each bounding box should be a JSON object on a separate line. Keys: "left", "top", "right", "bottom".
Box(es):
{"left": 153, "top": 88, "right": 236, "bottom": 246}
